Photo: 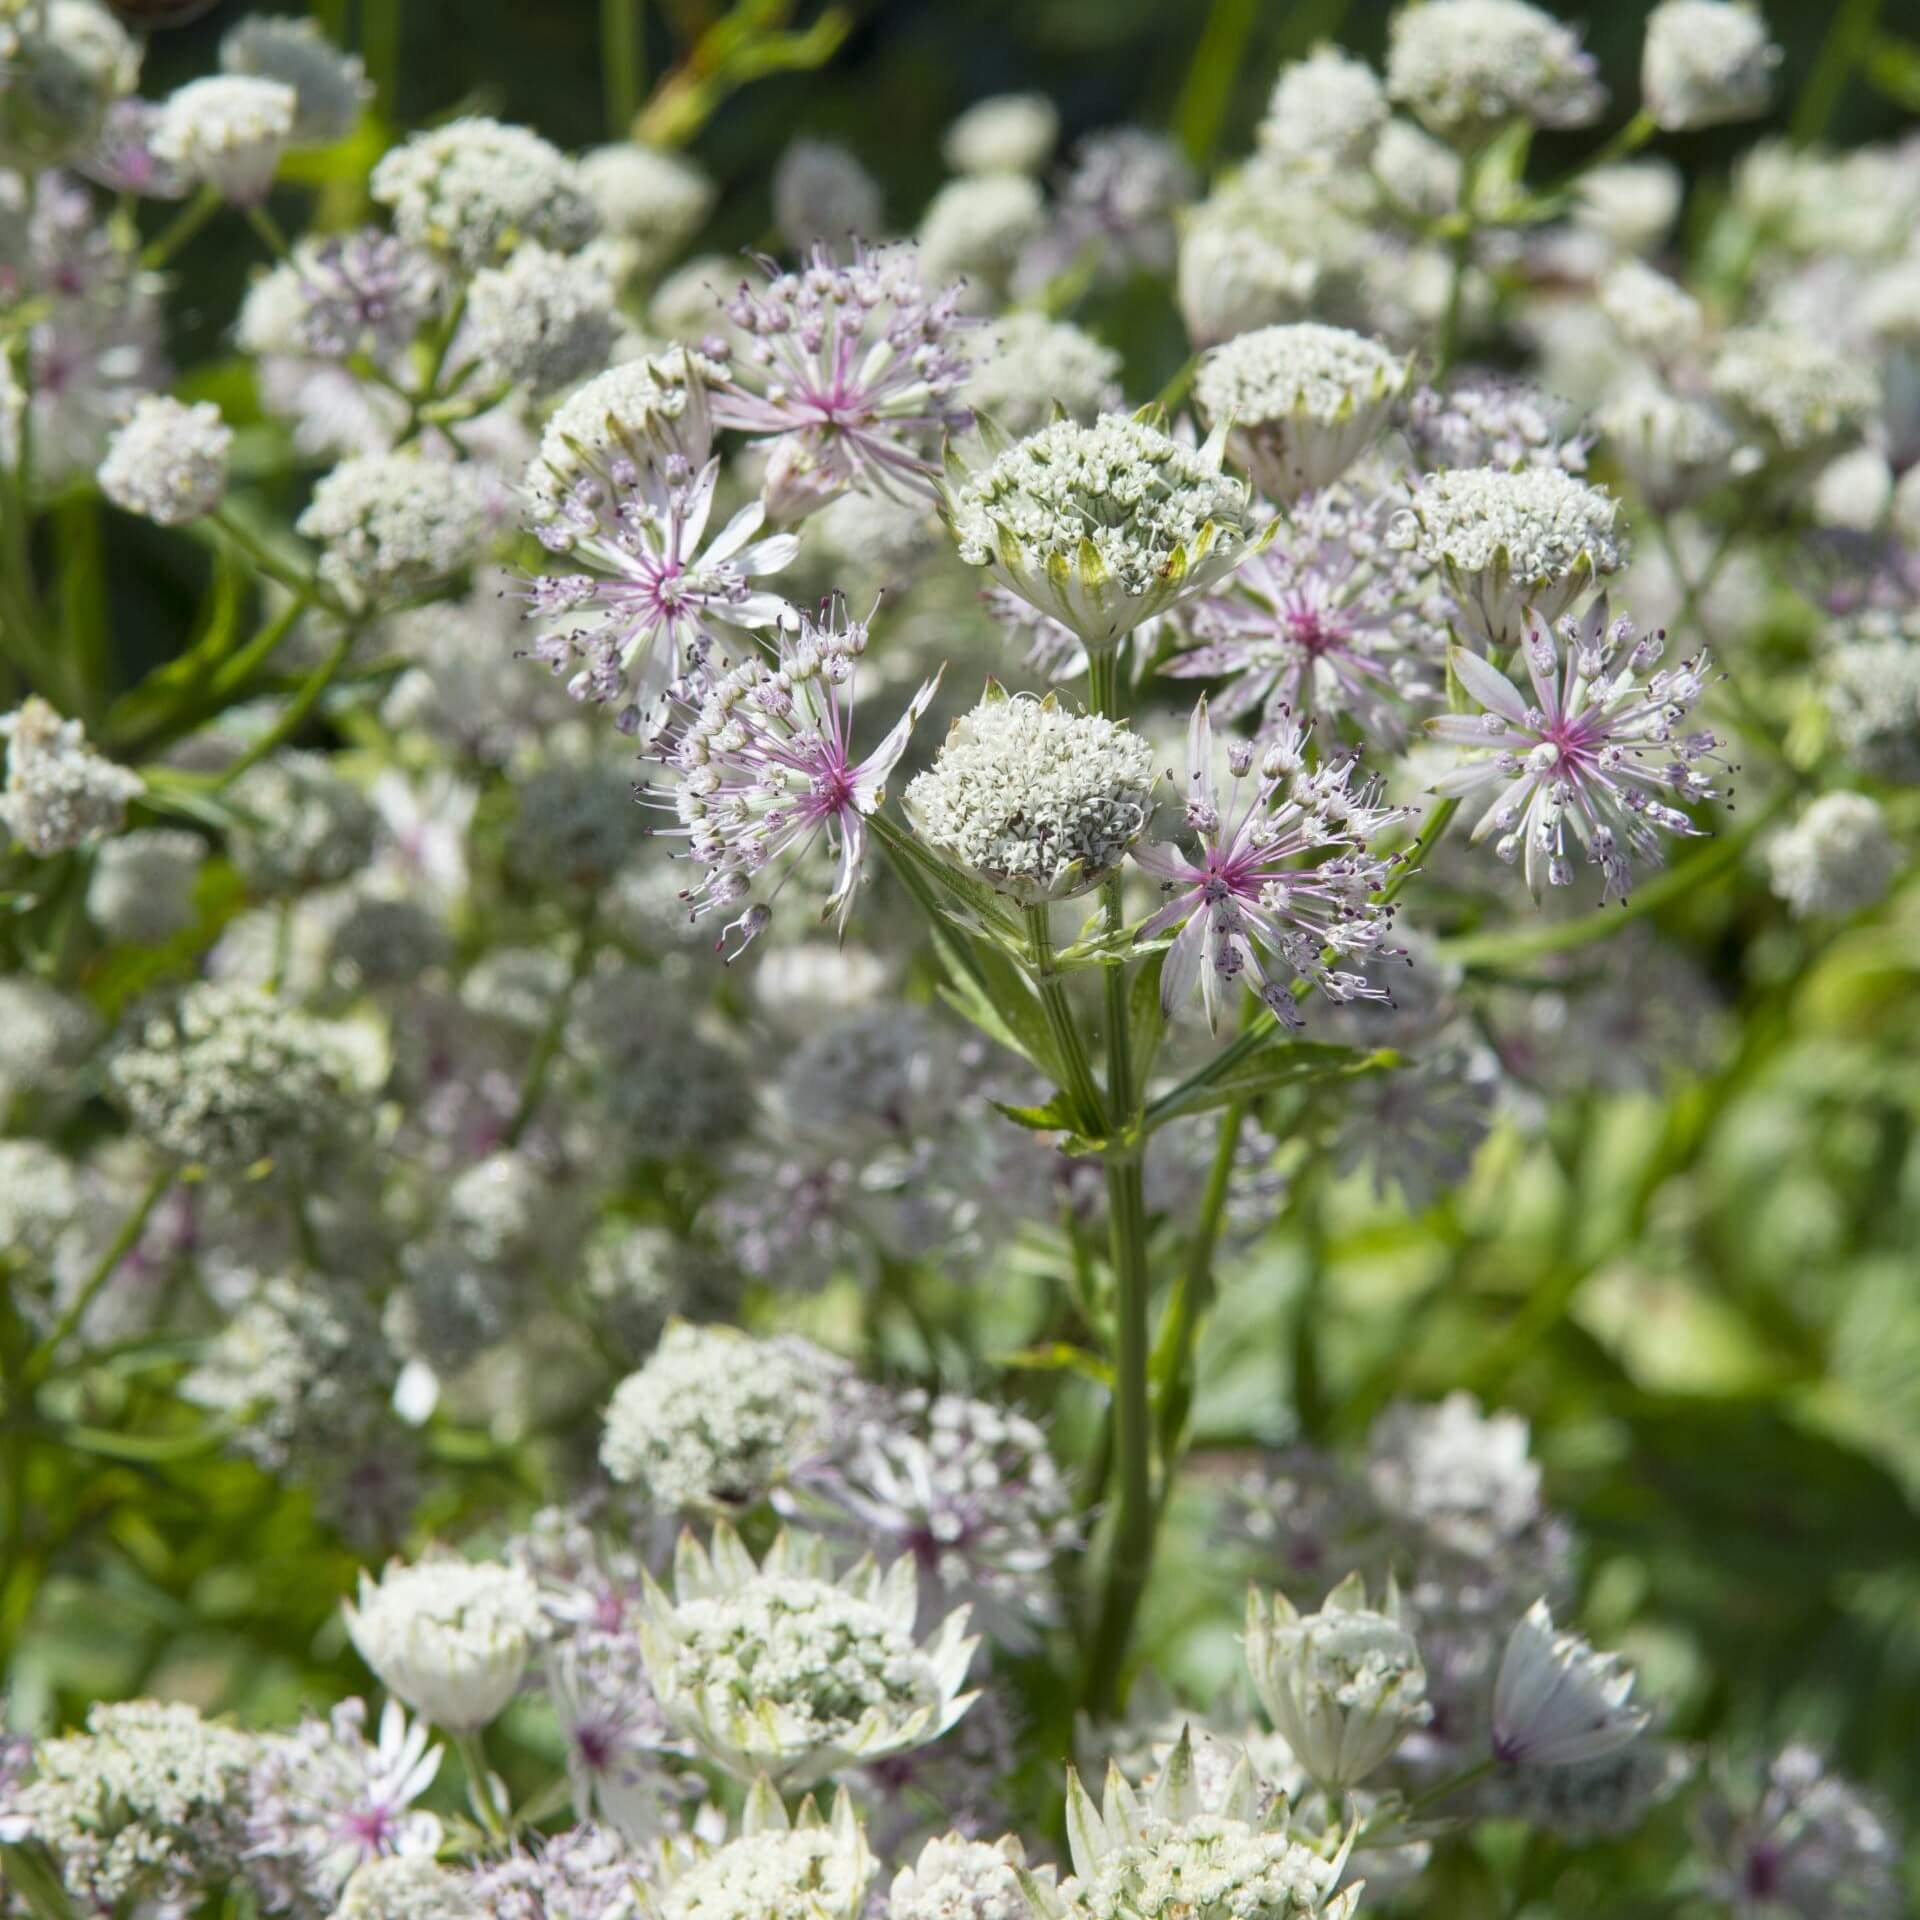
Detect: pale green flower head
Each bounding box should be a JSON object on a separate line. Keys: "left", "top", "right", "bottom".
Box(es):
{"left": 637, "top": 1522, "right": 979, "bottom": 1788}
{"left": 944, "top": 409, "right": 1263, "bottom": 652}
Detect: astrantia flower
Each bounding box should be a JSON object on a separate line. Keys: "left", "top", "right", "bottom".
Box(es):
{"left": 474, "top": 1824, "right": 647, "bottom": 1920}
{"left": 945, "top": 93, "right": 1059, "bottom": 177}
{"left": 636, "top": 1523, "right": 979, "bottom": 1787}
{"left": 963, "top": 312, "right": 1123, "bottom": 439}
{"left": 98, "top": 394, "right": 230, "bottom": 524}
{"left": 1491, "top": 1599, "right": 1648, "bottom": 1767}
{"left": 1385, "top": 0, "right": 1605, "bottom": 143}
{"left": 918, "top": 172, "right": 1047, "bottom": 296}
{"left": 546, "top": 1637, "right": 678, "bottom": 1843}
{"left": 522, "top": 355, "right": 796, "bottom": 729}
{"left": 0, "top": 0, "right": 139, "bottom": 168}
{"left": 1824, "top": 611, "right": 1920, "bottom": 783}
{"left": 1246, "top": 1574, "right": 1432, "bottom": 1790}
{"left": 1328, "top": 1038, "right": 1499, "bottom": 1210}
{"left": 1259, "top": 48, "right": 1386, "bottom": 170}
{"left": 1365, "top": 1393, "right": 1542, "bottom": 1558}
{"left": 1166, "top": 483, "right": 1441, "bottom": 745}
{"left": 1425, "top": 601, "right": 1724, "bottom": 902}
{"left": 297, "top": 451, "right": 490, "bottom": 608}
{"left": 712, "top": 241, "right": 972, "bottom": 516}
{"left": 461, "top": 242, "right": 621, "bottom": 396}
{"left": 1393, "top": 466, "right": 1624, "bottom": 650}
{"left": 904, "top": 684, "right": 1155, "bottom": 905}
{"left": 1766, "top": 791, "right": 1898, "bottom": 920}
{"left": 370, "top": 116, "right": 599, "bottom": 269}
{"left": 244, "top": 1699, "right": 443, "bottom": 1917}
{"left": 18, "top": 1701, "right": 256, "bottom": 1915}
{"left": 220, "top": 16, "right": 370, "bottom": 146}
{"left": 345, "top": 1556, "right": 544, "bottom": 1733}
{"left": 579, "top": 144, "right": 715, "bottom": 278}
{"left": 599, "top": 1321, "right": 851, "bottom": 1513}
{"left": 1708, "top": 328, "right": 1880, "bottom": 461}
{"left": 1193, "top": 323, "right": 1410, "bottom": 501}
{"left": 150, "top": 75, "right": 295, "bottom": 202}
{"left": 1026, "top": 1731, "right": 1358, "bottom": 1920}
{"left": 237, "top": 229, "right": 443, "bottom": 362}
{"left": 891, "top": 1832, "right": 1045, "bottom": 1920}
{"left": 1642, "top": 0, "right": 1780, "bottom": 133}
{"left": 1595, "top": 383, "right": 1748, "bottom": 509}
{"left": 772, "top": 138, "right": 884, "bottom": 252}
{"left": 1401, "top": 378, "right": 1590, "bottom": 477}
{"left": 1041, "top": 127, "right": 1195, "bottom": 283}
{"left": 1133, "top": 697, "right": 1410, "bottom": 1033}
{"left": 335, "top": 1853, "right": 470, "bottom": 1920}
{"left": 1, "top": 695, "right": 143, "bottom": 855}
{"left": 946, "top": 412, "right": 1258, "bottom": 650}
{"left": 643, "top": 1777, "right": 875, "bottom": 1920}
{"left": 647, "top": 595, "right": 941, "bottom": 955}
{"left": 827, "top": 1388, "right": 1078, "bottom": 1648}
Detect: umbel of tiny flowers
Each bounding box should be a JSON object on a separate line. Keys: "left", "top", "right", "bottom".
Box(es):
{"left": 646, "top": 594, "right": 941, "bottom": 957}
{"left": 1, "top": 695, "right": 144, "bottom": 856}
{"left": 344, "top": 1555, "right": 544, "bottom": 1735}
{"left": 639, "top": 1775, "right": 876, "bottom": 1920}
{"left": 891, "top": 1832, "right": 1052, "bottom": 1920}
{"left": 1021, "top": 1729, "right": 1361, "bottom": 1920}
{"left": 1245, "top": 1573, "right": 1433, "bottom": 1792}
{"left": 1193, "top": 323, "right": 1412, "bottom": 502}
{"left": 1384, "top": 0, "right": 1606, "bottom": 146}
{"left": 1641, "top": 0, "right": 1781, "bottom": 134}
{"left": 904, "top": 683, "right": 1156, "bottom": 906}
{"left": 945, "top": 409, "right": 1262, "bottom": 652}
{"left": 1134, "top": 696, "right": 1410, "bottom": 1034}
{"left": 150, "top": 74, "right": 296, "bottom": 203}
{"left": 98, "top": 395, "right": 230, "bottom": 525}
{"left": 1491, "top": 1598, "right": 1649, "bottom": 1768}
{"left": 711, "top": 240, "right": 973, "bottom": 518}
{"left": 634, "top": 1522, "right": 979, "bottom": 1788}
{"left": 522, "top": 353, "right": 798, "bottom": 731}
{"left": 1392, "top": 466, "right": 1625, "bottom": 653}
{"left": 1424, "top": 600, "right": 1725, "bottom": 904}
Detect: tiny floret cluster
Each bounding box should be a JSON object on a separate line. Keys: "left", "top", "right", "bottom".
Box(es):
{"left": 296, "top": 451, "right": 489, "bottom": 607}
{"left": 462, "top": 242, "right": 621, "bottom": 396}
{"left": 1, "top": 697, "right": 143, "bottom": 856}
{"left": 98, "top": 395, "right": 231, "bottom": 525}
{"left": 1385, "top": 0, "right": 1605, "bottom": 142}
{"left": 1766, "top": 792, "right": 1897, "bottom": 921}
{"left": 152, "top": 75, "right": 296, "bottom": 202}
{"left": 1642, "top": 1, "right": 1780, "bottom": 133}
{"left": 220, "top": 15, "right": 372, "bottom": 146}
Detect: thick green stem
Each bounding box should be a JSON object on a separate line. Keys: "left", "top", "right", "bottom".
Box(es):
{"left": 1024, "top": 906, "right": 1105, "bottom": 1135}
{"left": 1793, "top": 0, "right": 1883, "bottom": 144}
{"left": 453, "top": 1728, "right": 511, "bottom": 1847}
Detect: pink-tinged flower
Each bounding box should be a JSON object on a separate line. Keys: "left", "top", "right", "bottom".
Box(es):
{"left": 525, "top": 440, "right": 798, "bottom": 737}
{"left": 1424, "top": 599, "right": 1726, "bottom": 903}
{"left": 648, "top": 595, "right": 941, "bottom": 957}
{"left": 1134, "top": 697, "right": 1411, "bottom": 1033}
{"left": 1165, "top": 485, "right": 1442, "bottom": 746}
{"left": 711, "top": 241, "right": 972, "bottom": 515}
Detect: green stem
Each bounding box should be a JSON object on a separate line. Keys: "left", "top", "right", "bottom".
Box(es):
{"left": 453, "top": 1728, "right": 511, "bottom": 1847}
{"left": 603, "top": 0, "right": 646, "bottom": 138}
{"left": 140, "top": 186, "right": 221, "bottom": 271}
{"left": 244, "top": 203, "right": 293, "bottom": 260}
{"left": 30, "top": 1170, "right": 171, "bottom": 1375}
{"left": 506, "top": 904, "right": 599, "bottom": 1147}
{"left": 209, "top": 509, "right": 341, "bottom": 617}
{"left": 1793, "top": 0, "right": 1884, "bottom": 144}
{"left": 1024, "top": 906, "right": 1106, "bottom": 1135}
{"left": 212, "top": 624, "right": 359, "bottom": 789}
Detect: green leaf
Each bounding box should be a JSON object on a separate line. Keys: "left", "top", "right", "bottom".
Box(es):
{"left": 932, "top": 929, "right": 1066, "bottom": 1084}
{"left": 992, "top": 1092, "right": 1081, "bottom": 1131}
{"left": 1865, "top": 33, "right": 1920, "bottom": 111}
{"left": 994, "top": 1342, "right": 1116, "bottom": 1390}
{"left": 105, "top": 552, "right": 245, "bottom": 750}
{"left": 1145, "top": 1041, "right": 1395, "bottom": 1130}
{"left": 57, "top": 1422, "right": 226, "bottom": 1464}
{"left": 1129, "top": 947, "right": 1168, "bottom": 1087}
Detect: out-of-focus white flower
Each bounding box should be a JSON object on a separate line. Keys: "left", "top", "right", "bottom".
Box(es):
{"left": 1245, "top": 1574, "right": 1431, "bottom": 1789}
{"left": 1708, "top": 328, "right": 1880, "bottom": 461}
{"left": 1598, "top": 259, "right": 1706, "bottom": 363}
{"left": 1825, "top": 610, "right": 1920, "bottom": 783}
{"left": 772, "top": 137, "right": 882, "bottom": 251}
{"left": 461, "top": 242, "right": 620, "bottom": 396}
{"left": 0, "top": 0, "right": 140, "bottom": 167}
{"left": 1366, "top": 1392, "right": 1543, "bottom": 1555}
{"left": 98, "top": 395, "right": 230, "bottom": 524}
{"left": 151, "top": 75, "right": 295, "bottom": 203}
{"left": 0, "top": 696, "right": 142, "bottom": 856}
{"left": 944, "top": 93, "right": 1058, "bottom": 176}
{"left": 220, "top": 15, "right": 370, "bottom": 145}
{"left": 1386, "top": 0, "right": 1605, "bottom": 143}
{"left": 1491, "top": 1599, "right": 1648, "bottom": 1768}
{"left": 1193, "top": 322, "right": 1409, "bottom": 501}
{"left": 334, "top": 1853, "right": 470, "bottom": 1920}
{"left": 1767, "top": 792, "right": 1899, "bottom": 920}
{"left": 1811, "top": 446, "right": 1894, "bottom": 532}
{"left": 636, "top": 1524, "right": 978, "bottom": 1788}
{"left": 890, "top": 1832, "right": 1045, "bottom": 1920}
{"left": 579, "top": 143, "right": 714, "bottom": 276}
{"left": 1642, "top": 0, "right": 1780, "bottom": 133}
{"left": 946, "top": 412, "right": 1258, "bottom": 650}
{"left": 964, "top": 312, "right": 1123, "bottom": 439}
{"left": 1259, "top": 47, "right": 1386, "bottom": 169}
{"left": 643, "top": 1776, "right": 875, "bottom": 1920}
{"left": 1572, "top": 160, "right": 1683, "bottom": 256}
{"left": 918, "top": 171, "right": 1046, "bottom": 295}
{"left": 1596, "top": 382, "right": 1750, "bottom": 508}
{"left": 296, "top": 451, "right": 490, "bottom": 607}
{"left": 345, "top": 1556, "right": 544, "bottom": 1734}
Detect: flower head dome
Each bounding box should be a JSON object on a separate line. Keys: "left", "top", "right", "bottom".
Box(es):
{"left": 1642, "top": 0, "right": 1780, "bottom": 132}
{"left": 641, "top": 1776, "right": 874, "bottom": 1920}
{"left": 636, "top": 1523, "right": 979, "bottom": 1787}
{"left": 1386, "top": 0, "right": 1605, "bottom": 144}
{"left": 945, "top": 410, "right": 1259, "bottom": 650}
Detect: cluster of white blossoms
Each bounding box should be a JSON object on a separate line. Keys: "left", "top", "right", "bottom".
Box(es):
{"left": 150, "top": 74, "right": 296, "bottom": 202}
{"left": 635, "top": 1526, "right": 978, "bottom": 1786}
{"left": 460, "top": 242, "right": 622, "bottom": 396}
{"left": 1393, "top": 466, "right": 1625, "bottom": 649}
{"left": 1385, "top": 0, "right": 1605, "bottom": 142}
{"left": 889, "top": 1832, "right": 1041, "bottom": 1920}
{"left": 947, "top": 412, "right": 1257, "bottom": 647}
{"left": 295, "top": 450, "right": 490, "bottom": 606}
{"left": 579, "top": 143, "right": 716, "bottom": 278}
{"left": 964, "top": 313, "right": 1124, "bottom": 438}
{"left": 905, "top": 686, "right": 1156, "bottom": 905}
{"left": 220, "top": 14, "right": 372, "bottom": 146}
{"left": 0, "top": 696, "right": 143, "bottom": 856}
{"left": 599, "top": 1321, "right": 848, "bottom": 1512}
{"left": 645, "top": 1780, "right": 875, "bottom": 1920}
{"left": 1766, "top": 792, "right": 1898, "bottom": 921}
{"left": 1260, "top": 48, "right": 1387, "bottom": 171}
{"left": 1193, "top": 323, "right": 1411, "bottom": 500}
{"left": 1706, "top": 328, "right": 1882, "bottom": 459}
{"left": 1641, "top": 0, "right": 1780, "bottom": 133}
{"left": 98, "top": 395, "right": 232, "bottom": 526}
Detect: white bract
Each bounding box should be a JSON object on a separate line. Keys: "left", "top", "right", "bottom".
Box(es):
{"left": 1492, "top": 1599, "right": 1649, "bottom": 1768}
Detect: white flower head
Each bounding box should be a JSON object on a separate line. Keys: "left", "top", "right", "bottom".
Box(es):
{"left": 599, "top": 1321, "right": 849, "bottom": 1513}
{"left": 1, "top": 696, "right": 142, "bottom": 857}
{"left": 297, "top": 451, "right": 490, "bottom": 608}
{"left": 1596, "top": 383, "right": 1749, "bottom": 508}
{"left": 1245, "top": 1574, "right": 1432, "bottom": 1790}
{"left": 891, "top": 1832, "right": 1047, "bottom": 1920}
{"left": 99, "top": 396, "right": 231, "bottom": 525}
{"left": 335, "top": 1853, "right": 470, "bottom": 1920}
{"left": 1365, "top": 1391, "right": 1542, "bottom": 1555}
{"left": 461, "top": 241, "right": 621, "bottom": 396}
{"left": 1193, "top": 323, "right": 1410, "bottom": 501}
{"left": 642, "top": 1776, "right": 875, "bottom": 1920}
{"left": 524, "top": 346, "right": 718, "bottom": 515}
{"left": 944, "top": 93, "right": 1059, "bottom": 176}
{"left": 1393, "top": 466, "right": 1624, "bottom": 650}
{"left": 905, "top": 684, "right": 1156, "bottom": 905}
{"left": 964, "top": 313, "right": 1124, "bottom": 443}
{"left": 220, "top": 15, "right": 371, "bottom": 146}
{"left": 371, "top": 116, "right": 599, "bottom": 269}
{"left": 1492, "top": 1599, "right": 1649, "bottom": 1768}
{"left": 918, "top": 171, "right": 1047, "bottom": 292}
{"left": 580, "top": 143, "right": 715, "bottom": 275}
{"left": 1386, "top": 0, "right": 1606, "bottom": 143}
{"left": 1766, "top": 791, "right": 1898, "bottom": 921}
{"left": 1642, "top": 0, "right": 1780, "bottom": 132}
{"left": 1025, "top": 1730, "right": 1359, "bottom": 1920}
{"left": 945, "top": 410, "right": 1260, "bottom": 650}
{"left": 636, "top": 1523, "right": 979, "bottom": 1788}
{"left": 772, "top": 137, "right": 882, "bottom": 251}
{"left": 1258, "top": 47, "right": 1387, "bottom": 170}
{"left": 0, "top": 0, "right": 140, "bottom": 167}
{"left": 1707, "top": 328, "right": 1881, "bottom": 460}
{"left": 152, "top": 75, "right": 295, "bottom": 203}
{"left": 345, "top": 1555, "right": 544, "bottom": 1733}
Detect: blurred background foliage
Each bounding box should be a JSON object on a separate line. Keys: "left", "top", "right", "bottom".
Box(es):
{"left": 10, "top": 1, "right": 1920, "bottom": 1912}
